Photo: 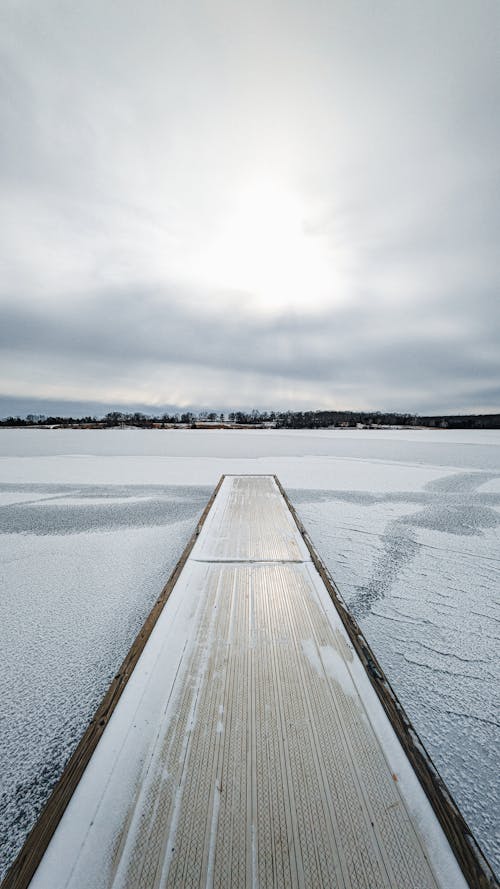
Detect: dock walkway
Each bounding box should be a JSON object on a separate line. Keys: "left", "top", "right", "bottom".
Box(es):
{"left": 12, "top": 476, "right": 487, "bottom": 888}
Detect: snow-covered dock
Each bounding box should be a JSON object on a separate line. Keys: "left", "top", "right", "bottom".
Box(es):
{"left": 5, "top": 476, "right": 495, "bottom": 889}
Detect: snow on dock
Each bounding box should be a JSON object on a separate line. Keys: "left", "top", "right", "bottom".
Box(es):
{"left": 5, "top": 476, "right": 494, "bottom": 889}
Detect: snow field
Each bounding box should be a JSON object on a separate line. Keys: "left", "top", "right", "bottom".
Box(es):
{"left": 0, "top": 428, "right": 498, "bottom": 878}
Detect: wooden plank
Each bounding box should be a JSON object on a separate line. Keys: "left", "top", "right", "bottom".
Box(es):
{"left": 3, "top": 474, "right": 497, "bottom": 889}
{"left": 57, "top": 478, "right": 444, "bottom": 889}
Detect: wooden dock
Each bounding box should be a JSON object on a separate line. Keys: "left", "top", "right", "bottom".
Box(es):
{"left": 3, "top": 475, "right": 496, "bottom": 889}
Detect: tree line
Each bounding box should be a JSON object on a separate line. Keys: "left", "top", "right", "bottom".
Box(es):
{"left": 1, "top": 410, "right": 499, "bottom": 428}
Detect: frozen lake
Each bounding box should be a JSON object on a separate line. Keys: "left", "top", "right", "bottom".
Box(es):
{"left": 0, "top": 428, "right": 499, "bottom": 879}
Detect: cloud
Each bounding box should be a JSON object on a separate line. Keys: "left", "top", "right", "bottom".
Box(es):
{"left": 0, "top": 280, "right": 498, "bottom": 413}
{"left": 0, "top": 0, "right": 498, "bottom": 413}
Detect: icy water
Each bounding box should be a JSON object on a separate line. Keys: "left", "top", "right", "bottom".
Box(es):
{"left": 291, "top": 473, "right": 500, "bottom": 874}
{"left": 0, "top": 483, "right": 210, "bottom": 879}
{"left": 0, "top": 428, "right": 499, "bottom": 879}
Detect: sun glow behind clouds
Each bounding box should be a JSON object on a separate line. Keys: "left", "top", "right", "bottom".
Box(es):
{"left": 193, "top": 181, "right": 345, "bottom": 313}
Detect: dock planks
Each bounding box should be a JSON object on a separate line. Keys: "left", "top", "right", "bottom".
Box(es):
{"left": 4, "top": 476, "right": 496, "bottom": 889}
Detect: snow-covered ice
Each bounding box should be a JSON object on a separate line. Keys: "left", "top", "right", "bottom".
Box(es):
{"left": 291, "top": 477, "right": 500, "bottom": 873}
{"left": 0, "top": 428, "right": 498, "bottom": 879}
{"left": 0, "top": 482, "right": 210, "bottom": 879}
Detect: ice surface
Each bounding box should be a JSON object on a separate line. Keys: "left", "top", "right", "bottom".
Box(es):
{"left": 0, "top": 484, "right": 210, "bottom": 880}
{"left": 1, "top": 427, "right": 500, "bottom": 486}
{"left": 0, "top": 428, "right": 499, "bottom": 879}
{"left": 291, "top": 473, "right": 500, "bottom": 874}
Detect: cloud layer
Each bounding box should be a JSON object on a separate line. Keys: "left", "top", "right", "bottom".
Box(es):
{"left": 1, "top": 0, "right": 499, "bottom": 413}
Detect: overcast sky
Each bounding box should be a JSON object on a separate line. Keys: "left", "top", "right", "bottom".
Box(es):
{"left": 1, "top": 0, "right": 499, "bottom": 415}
